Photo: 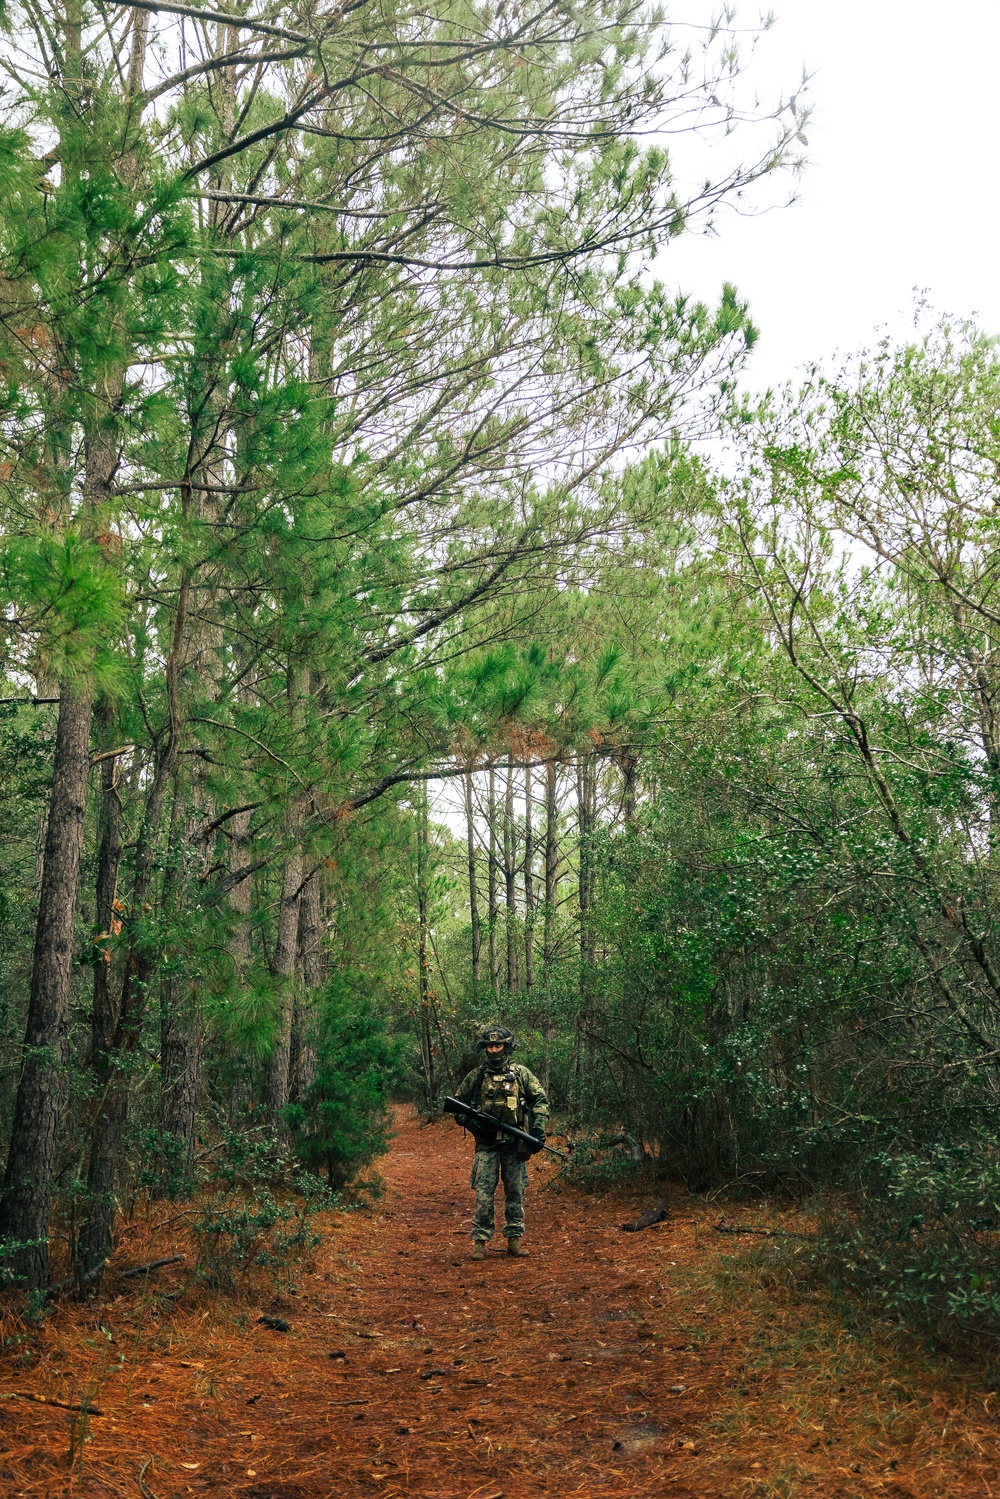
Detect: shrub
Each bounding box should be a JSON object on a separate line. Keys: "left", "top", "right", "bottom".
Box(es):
{"left": 192, "top": 1131, "right": 336, "bottom": 1294}
{"left": 287, "top": 978, "right": 402, "bottom": 1189}
{"left": 816, "top": 1138, "right": 1000, "bottom": 1344}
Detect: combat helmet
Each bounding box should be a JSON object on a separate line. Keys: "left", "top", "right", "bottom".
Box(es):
{"left": 476, "top": 1023, "right": 517, "bottom": 1055}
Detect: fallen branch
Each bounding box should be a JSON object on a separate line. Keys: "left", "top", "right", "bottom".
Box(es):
{"left": 621, "top": 1203, "right": 669, "bottom": 1232}
{"left": 0, "top": 1391, "right": 104, "bottom": 1415}
{"left": 138, "top": 1457, "right": 159, "bottom": 1499}
{"left": 43, "top": 1259, "right": 107, "bottom": 1298}
{"left": 121, "top": 1255, "right": 185, "bottom": 1279}
{"left": 713, "top": 1220, "right": 816, "bottom": 1241}
{"left": 329, "top": 1398, "right": 369, "bottom": 1406}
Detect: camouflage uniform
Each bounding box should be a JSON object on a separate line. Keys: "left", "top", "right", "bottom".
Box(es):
{"left": 453, "top": 1060, "right": 549, "bottom": 1244}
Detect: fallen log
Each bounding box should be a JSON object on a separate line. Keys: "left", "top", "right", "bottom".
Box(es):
{"left": 42, "top": 1259, "right": 107, "bottom": 1299}
{"left": 121, "top": 1255, "right": 185, "bottom": 1279}
{"left": 621, "top": 1202, "right": 669, "bottom": 1232}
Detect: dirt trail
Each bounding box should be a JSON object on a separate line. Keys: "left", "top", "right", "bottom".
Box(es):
{"left": 2, "top": 1108, "right": 998, "bottom": 1498}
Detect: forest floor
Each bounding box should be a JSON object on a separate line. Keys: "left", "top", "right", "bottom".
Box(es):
{"left": 1, "top": 1107, "right": 999, "bottom": 1499}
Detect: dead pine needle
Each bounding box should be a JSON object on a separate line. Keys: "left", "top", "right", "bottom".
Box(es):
{"left": 2, "top": 1106, "right": 996, "bottom": 1499}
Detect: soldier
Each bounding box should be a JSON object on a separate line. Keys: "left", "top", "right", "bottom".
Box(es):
{"left": 452, "top": 1024, "right": 549, "bottom": 1260}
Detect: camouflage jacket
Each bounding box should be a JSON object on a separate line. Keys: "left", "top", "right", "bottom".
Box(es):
{"left": 453, "top": 1062, "right": 549, "bottom": 1149}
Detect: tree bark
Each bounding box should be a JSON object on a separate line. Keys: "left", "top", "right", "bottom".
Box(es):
{"left": 265, "top": 845, "right": 304, "bottom": 1131}
{"left": 416, "top": 784, "right": 436, "bottom": 1106}
{"left": 620, "top": 752, "right": 638, "bottom": 827}
{"left": 577, "top": 752, "right": 597, "bottom": 972}
{"left": 543, "top": 759, "right": 559, "bottom": 973}
{"left": 0, "top": 683, "right": 94, "bottom": 1287}
{"left": 158, "top": 775, "right": 198, "bottom": 1202}
{"left": 464, "top": 770, "right": 481, "bottom": 1000}
{"left": 487, "top": 766, "right": 499, "bottom": 998}
{"left": 539, "top": 757, "right": 560, "bottom": 1096}
{"left": 90, "top": 711, "right": 124, "bottom": 1075}
{"left": 503, "top": 756, "right": 519, "bottom": 992}
{"left": 523, "top": 765, "right": 535, "bottom": 989}
{"left": 576, "top": 752, "right": 598, "bottom": 1084}
{"left": 159, "top": 987, "right": 200, "bottom": 1196}
{"left": 291, "top": 867, "right": 323, "bottom": 1102}
{"left": 77, "top": 738, "right": 176, "bottom": 1283}
{"left": 33, "top": 4, "right": 150, "bottom": 1292}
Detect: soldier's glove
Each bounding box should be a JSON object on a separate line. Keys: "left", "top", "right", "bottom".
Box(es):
{"left": 529, "top": 1127, "right": 546, "bottom": 1154}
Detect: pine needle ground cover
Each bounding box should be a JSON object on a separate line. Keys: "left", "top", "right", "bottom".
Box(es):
{"left": 0, "top": 1109, "right": 994, "bottom": 1498}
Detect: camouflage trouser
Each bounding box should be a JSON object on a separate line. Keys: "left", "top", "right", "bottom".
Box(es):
{"left": 470, "top": 1145, "right": 528, "bottom": 1242}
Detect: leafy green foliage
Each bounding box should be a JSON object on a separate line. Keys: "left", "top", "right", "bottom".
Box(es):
{"left": 288, "top": 980, "right": 402, "bottom": 1191}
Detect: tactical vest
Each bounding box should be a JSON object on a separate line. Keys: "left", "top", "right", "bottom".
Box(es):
{"left": 475, "top": 1065, "right": 529, "bottom": 1132}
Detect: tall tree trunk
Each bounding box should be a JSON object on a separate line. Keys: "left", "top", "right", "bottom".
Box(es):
{"left": 0, "top": 243, "right": 130, "bottom": 1284}
{"left": 157, "top": 780, "right": 198, "bottom": 1202}
{"left": 416, "top": 784, "right": 436, "bottom": 1106}
{"left": 82, "top": 711, "right": 125, "bottom": 1242}
{"left": 159, "top": 979, "right": 200, "bottom": 1199}
{"left": 229, "top": 806, "right": 254, "bottom": 973}
{"left": 464, "top": 770, "right": 481, "bottom": 1000}
{"left": 543, "top": 759, "right": 559, "bottom": 974}
{"left": 523, "top": 765, "right": 535, "bottom": 989}
{"left": 156, "top": 16, "right": 238, "bottom": 1168}
{"left": 620, "top": 752, "right": 638, "bottom": 827}
{"left": 487, "top": 765, "right": 499, "bottom": 999}
{"left": 576, "top": 752, "right": 598, "bottom": 1084}
{"left": 90, "top": 707, "right": 124, "bottom": 1072}
{"left": 77, "top": 734, "right": 177, "bottom": 1283}
{"left": 265, "top": 659, "right": 306, "bottom": 1134}
{"left": 291, "top": 867, "right": 323, "bottom": 1102}
{"left": 537, "top": 759, "right": 561, "bottom": 1096}
{"left": 33, "top": 9, "right": 149, "bottom": 1292}
{"left": 265, "top": 843, "right": 304, "bottom": 1131}
{"left": 503, "top": 756, "right": 519, "bottom": 992}
{"left": 0, "top": 683, "right": 94, "bottom": 1287}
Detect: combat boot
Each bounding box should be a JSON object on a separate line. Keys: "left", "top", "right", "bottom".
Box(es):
{"left": 470, "top": 1241, "right": 486, "bottom": 1261}
{"left": 506, "top": 1239, "right": 529, "bottom": 1258}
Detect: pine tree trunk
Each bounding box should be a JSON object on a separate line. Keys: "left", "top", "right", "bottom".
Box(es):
{"left": 576, "top": 753, "right": 598, "bottom": 1085}
{"left": 77, "top": 729, "right": 177, "bottom": 1282}
{"left": 543, "top": 759, "right": 559, "bottom": 973}
{"left": 504, "top": 756, "right": 519, "bottom": 992}
{"left": 291, "top": 868, "right": 323, "bottom": 1102}
{"left": 464, "top": 770, "right": 481, "bottom": 999}
{"left": 90, "top": 713, "right": 123, "bottom": 1077}
{"left": 621, "top": 752, "right": 638, "bottom": 827}
{"left": 416, "top": 785, "right": 435, "bottom": 1106}
{"left": 159, "top": 982, "right": 200, "bottom": 1198}
{"left": 487, "top": 766, "right": 499, "bottom": 998}
{"left": 48, "top": 11, "right": 150, "bottom": 1289}
{"left": 265, "top": 846, "right": 304, "bottom": 1130}
{"left": 523, "top": 765, "right": 535, "bottom": 989}
{"left": 229, "top": 807, "right": 254, "bottom": 973}
{"left": 0, "top": 683, "right": 94, "bottom": 1287}
{"left": 539, "top": 758, "right": 560, "bottom": 1096}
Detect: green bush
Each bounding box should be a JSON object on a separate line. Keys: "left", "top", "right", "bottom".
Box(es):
{"left": 816, "top": 1139, "right": 1000, "bottom": 1343}
{"left": 192, "top": 1130, "right": 337, "bottom": 1294}
{"left": 287, "top": 978, "right": 402, "bottom": 1189}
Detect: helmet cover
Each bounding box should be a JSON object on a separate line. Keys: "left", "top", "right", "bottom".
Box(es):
{"left": 476, "top": 1024, "right": 517, "bottom": 1052}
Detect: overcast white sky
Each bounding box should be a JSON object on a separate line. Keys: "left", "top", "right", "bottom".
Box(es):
{"left": 660, "top": 0, "right": 1000, "bottom": 390}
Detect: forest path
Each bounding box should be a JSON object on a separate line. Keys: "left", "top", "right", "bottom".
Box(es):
{"left": 3, "top": 1108, "right": 996, "bottom": 1498}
